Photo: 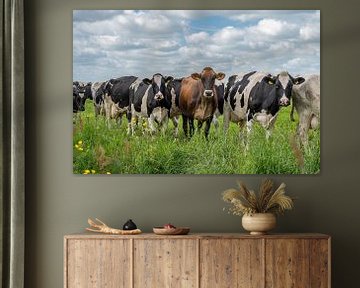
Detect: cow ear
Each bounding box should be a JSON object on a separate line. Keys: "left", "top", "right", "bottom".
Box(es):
{"left": 142, "top": 78, "right": 152, "bottom": 85}
{"left": 216, "top": 72, "right": 225, "bottom": 80}
{"left": 293, "top": 77, "right": 305, "bottom": 85}
{"left": 191, "top": 73, "right": 201, "bottom": 80}
{"left": 263, "top": 75, "right": 276, "bottom": 85}
{"left": 165, "top": 76, "right": 174, "bottom": 83}
{"left": 104, "top": 81, "right": 113, "bottom": 92}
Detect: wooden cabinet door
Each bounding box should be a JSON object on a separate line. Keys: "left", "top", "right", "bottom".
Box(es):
{"left": 200, "top": 239, "right": 264, "bottom": 288}
{"left": 309, "top": 239, "right": 330, "bottom": 288}
{"left": 265, "top": 238, "right": 329, "bottom": 288}
{"left": 66, "top": 239, "right": 131, "bottom": 288}
{"left": 133, "top": 239, "right": 198, "bottom": 288}
{"left": 266, "top": 239, "right": 310, "bottom": 288}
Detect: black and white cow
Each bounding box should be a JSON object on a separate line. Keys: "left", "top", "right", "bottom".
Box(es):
{"left": 167, "top": 78, "right": 183, "bottom": 136}
{"left": 73, "top": 85, "right": 82, "bottom": 113}
{"left": 91, "top": 81, "right": 107, "bottom": 117}
{"left": 130, "top": 73, "right": 173, "bottom": 134}
{"left": 103, "top": 76, "right": 139, "bottom": 129}
{"left": 212, "top": 79, "right": 225, "bottom": 131}
{"left": 224, "top": 71, "right": 305, "bottom": 139}
{"left": 290, "top": 74, "right": 320, "bottom": 145}
{"left": 73, "top": 81, "right": 92, "bottom": 113}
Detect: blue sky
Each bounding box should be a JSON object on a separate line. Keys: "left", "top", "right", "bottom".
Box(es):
{"left": 73, "top": 10, "right": 320, "bottom": 82}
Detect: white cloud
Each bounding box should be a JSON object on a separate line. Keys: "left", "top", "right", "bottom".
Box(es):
{"left": 214, "top": 26, "right": 244, "bottom": 44}
{"left": 284, "top": 58, "right": 302, "bottom": 67}
{"left": 73, "top": 10, "right": 320, "bottom": 81}
{"left": 186, "top": 32, "right": 210, "bottom": 44}
{"left": 300, "top": 25, "right": 320, "bottom": 40}
{"left": 254, "top": 19, "right": 286, "bottom": 36}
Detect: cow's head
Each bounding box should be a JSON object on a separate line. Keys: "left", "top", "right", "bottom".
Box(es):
{"left": 84, "top": 82, "right": 93, "bottom": 100}
{"left": 103, "top": 79, "right": 115, "bottom": 98}
{"left": 73, "top": 91, "right": 86, "bottom": 112}
{"left": 73, "top": 82, "right": 87, "bottom": 112}
{"left": 191, "top": 67, "right": 225, "bottom": 98}
{"left": 94, "top": 82, "right": 107, "bottom": 105}
{"left": 263, "top": 71, "right": 305, "bottom": 106}
{"left": 73, "top": 81, "right": 87, "bottom": 98}
{"left": 143, "top": 74, "right": 173, "bottom": 101}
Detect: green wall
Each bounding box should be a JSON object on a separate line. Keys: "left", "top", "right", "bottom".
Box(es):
{"left": 25, "top": 0, "right": 360, "bottom": 287}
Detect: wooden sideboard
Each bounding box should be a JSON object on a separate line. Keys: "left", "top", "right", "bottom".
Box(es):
{"left": 64, "top": 233, "right": 330, "bottom": 288}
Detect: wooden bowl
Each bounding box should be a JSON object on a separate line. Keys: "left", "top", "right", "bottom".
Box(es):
{"left": 242, "top": 213, "right": 276, "bottom": 235}
{"left": 153, "top": 227, "right": 190, "bottom": 235}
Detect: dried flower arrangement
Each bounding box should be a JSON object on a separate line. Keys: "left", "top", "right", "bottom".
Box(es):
{"left": 222, "top": 179, "right": 294, "bottom": 216}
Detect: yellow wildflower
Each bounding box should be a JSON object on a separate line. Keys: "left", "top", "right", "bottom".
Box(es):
{"left": 78, "top": 147, "right": 84, "bottom": 151}
{"left": 75, "top": 144, "right": 79, "bottom": 148}
{"left": 83, "top": 169, "right": 90, "bottom": 174}
{"left": 106, "top": 172, "right": 111, "bottom": 174}
{"left": 91, "top": 169, "right": 96, "bottom": 174}
{"left": 78, "top": 140, "right": 83, "bottom": 145}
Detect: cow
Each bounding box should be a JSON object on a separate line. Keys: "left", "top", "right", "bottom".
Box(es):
{"left": 290, "top": 74, "right": 320, "bottom": 145}
{"left": 73, "top": 84, "right": 83, "bottom": 113}
{"left": 212, "top": 79, "right": 225, "bottom": 132}
{"left": 224, "top": 71, "right": 305, "bottom": 140}
{"left": 197, "top": 79, "right": 225, "bottom": 133}
{"left": 179, "top": 67, "right": 225, "bottom": 139}
{"left": 103, "top": 76, "right": 139, "bottom": 129}
{"left": 167, "top": 78, "right": 184, "bottom": 137}
{"left": 91, "top": 81, "right": 107, "bottom": 117}
{"left": 73, "top": 81, "right": 92, "bottom": 113}
{"left": 130, "top": 74, "right": 173, "bottom": 134}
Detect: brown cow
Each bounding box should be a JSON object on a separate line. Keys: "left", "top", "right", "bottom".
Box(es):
{"left": 179, "top": 67, "right": 225, "bottom": 139}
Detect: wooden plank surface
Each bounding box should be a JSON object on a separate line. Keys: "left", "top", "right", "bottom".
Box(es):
{"left": 265, "top": 239, "right": 310, "bottom": 288}
{"left": 310, "top": 239, "right": 330, "bottom": 288}
{"left": 200, "top": 239, "right": 264, "bottom": 288}
{"left": 133, "top": 239, "right": 198, "bottom": 288}
{"left": 66, "top": 239, "right": 131, "bottom": 288}
{"left": 64, "top": 234, "right": 330, "bottom": 288}
{"left": 65, "top": 232, "right": 330, "bottom": 240}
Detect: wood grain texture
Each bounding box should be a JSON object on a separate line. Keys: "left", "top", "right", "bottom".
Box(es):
{"left": 310, "top": 239, "right": 330, "bottom": 288}
{"left": 200, "top": 239, "right": 264, "bottom": 288}
{"left": 133, "top": 239, "right": 198, "bottom": 288}
{"left": 66, "top": 239, "right": 131, "bottom": 288}
{"left": 64, "top": 234, "right": 331, "bottom": 288}
{"left": 265, "top": 239, "right": 310, "bottom": 288}
{"left": 65, "top": 233, "right": 330, "bottom": 240}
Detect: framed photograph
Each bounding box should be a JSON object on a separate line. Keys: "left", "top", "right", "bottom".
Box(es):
{"left": 72, "top": 10, "right": 320, "bottom": 175}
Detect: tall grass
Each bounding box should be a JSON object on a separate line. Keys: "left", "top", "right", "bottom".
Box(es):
{"left": 73, "top": 100, "right": 320, "bottom": 174}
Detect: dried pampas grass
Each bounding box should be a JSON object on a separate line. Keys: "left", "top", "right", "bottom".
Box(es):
{"left": 222, "top": 179, "right": 294, "bottom": 216}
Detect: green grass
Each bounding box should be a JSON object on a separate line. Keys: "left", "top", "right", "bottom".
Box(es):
{"left": 73, "top": 100, "right": 320, "bottom": 174}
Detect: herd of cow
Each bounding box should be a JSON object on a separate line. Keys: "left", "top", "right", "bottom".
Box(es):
{"left": 73, "top": 67, "right": 320, "bottom": 145}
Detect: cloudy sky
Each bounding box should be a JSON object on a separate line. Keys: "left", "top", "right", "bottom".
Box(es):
{"left": 73, "top": 10, "right": 320, "bottom": 82}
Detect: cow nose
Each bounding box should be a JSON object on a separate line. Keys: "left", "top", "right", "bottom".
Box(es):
{"left": 204, "top": 90, "right": 213, "bottom": 97}
{"left": 155, "top": 93, "right": 164, "bottom": 100}
{"left": 280, "top": 97, "right": 289, "bottom": 106}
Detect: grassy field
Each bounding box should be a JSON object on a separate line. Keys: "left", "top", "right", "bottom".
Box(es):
{"left": 73, "top": 100, "right": 320, "bottom": 174}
